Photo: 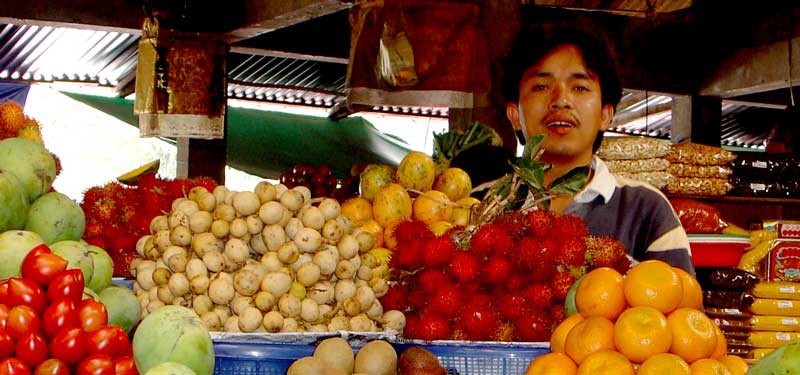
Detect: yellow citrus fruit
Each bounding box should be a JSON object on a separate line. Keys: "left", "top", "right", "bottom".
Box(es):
{"left": 564, "top": 316, "right": 616, "bottom": 364}
{"left": 623, "top": 260, "right": 683, "bottom": 314}
{"left": 341, "top": 197, "right": 373, "bottom": 225}
{"left": 412, "top": 190, "right": 453, "bottom": 224}
{"left": 359, "top": 219, "right": 384, "bottom": 248}
{"left": 673, "top": 267, "right": 703, "bottom": 310}
{"left": 613, "top": 306, "right": 672, "bottom": 363}
{"left": 550, "top": 313, "right": 584, "bottom": 353}
{"left": 433, "top": 167, "right": 472, "bottom": 202}
{"left": 666, "top": 308, "right": 718, "bottom": 363}
{"left": 372, "top": 183, "right": 412, "bottom": 228}
{"left": 428, "top": 220, "right": 453, "bottom": 237}
{"left": 396, "top": 151, "right": 436, "bottom": 191}
{"left": 719, "top": 355, "right": 749, "bottom": 375}
{"left": 575, "top": 267, "right": 626, "bottom": 321}
{"left": 689, "top": 359, "right": 734, "bottom": 375}
{"left": 576, "top": 350, "right": 634, "bottom": 375}
{"left": 451, "top": 197, "right": 480, "bottom": 226}
{"left": 637, "top": 353, "right": 690, "bottom": 375}
{"left": 710, "top": 324, "right": 727, "bottom": 359}
{"left": 525, "top": 352, "right": 577, "bottom": 375}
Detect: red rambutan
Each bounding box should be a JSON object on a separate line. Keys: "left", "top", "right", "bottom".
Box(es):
{"left": 416, "top": 268, "right": 451, "bottom": 292}
{"left": 556, "top": 237, "right": 586, "bottom": 267}
{"left": 469, "top": 223, "right": 514, "bottom": 259}
{"left": 422, "top": 235, "right": 457, "bottom": 268}
{"left": 427, "top": 288, "right": 463, "bottom": 318}
{"left": 523, "top": 283, "right": 554, "bottom": 307}
{"left": 415, "top": 313, "right": 451, "bottom": 341}
{"left": 458, "top": 303, "right": 501, "bottom": 340}
{"left": 550, "top": 304, "right": 566, "bottom": 322}
{"left": 493, "top": 211, "right": 529, "bottom": 239}
{"left": 552, "top": 271, "right": 578, "bottom": 301}
{"left": 448, "top": 252, "right": 480, "bottom": 283}
{"left": 526, "top": 210, "right": 554, "bottom": 238}
{"left": 393, "top": 219, "right": 434, "bottom": 245}
{"left": 514, "top": 309, "right": 555, "bottom": 342}
{"left": 379, "top": 284, "right": 408, "bottom": 311}
{"left": 483, "top": 256, "right": 513, "bottom": 287}
{"left": 505, "top": 274, "right": 524, "bottom": 291}
{"left": 551, "top": 214, "right": 588, "bottom": 240}
{"left": 406, "top": 289, "right": 428, "bottom": 312}
{"left": 497, "top": 294, "right": 530, "bottom": 321}
{"left": 585, "top": 235, "right": 627, "bottom": 268}
{"left": 516, "top": 236, "right": 557, "bottom": 280}
{"left": 390, "top": 240, "right": 425, "bottom": 271}
{"left": 189, "top": 175, "right": 218, "bottom": 193}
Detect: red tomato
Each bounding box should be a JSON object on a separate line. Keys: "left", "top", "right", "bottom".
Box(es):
{"left": 0, "top": 304, "right": 8, "bottom": 330}
{"left": 114, "top": 327, "right": 133, "bottom": 357}
{"left": 46, "top": 270, "right": 84, "bottom": 305}
{"left": 49, "top": 327, "right": 86, "bottom": 366}
{"left": 26, "top": 245, "right": 51, "bottom": 258}
{"left": 6, "top": 279, "right": 46, "bottom": 314}
{"left": 41, "top": 299, "right": 78, "bottom": 339}
{"left": 6, "top": 306, "right": 40, "bottom": 340}
{"left": 0, "top": 283, "right": 9, "bottom": 306}
{"left": 21, "top": 254, "right": 68, "bottom": 288}
{"left": 0, "top": 358, "right": 30, "bottom": 375}
{"left": 77, "top": 300, "right": 107, "bottom": 333}
{"left": 33, "top": 358, "right": 69, "bottom": 375}
{"left": 75, "top": 354, "right": 114, "bottom": 375}
{"left": 0, "top": 328, "right": 14, "bottom": 359}
{"left": 113, "top": 356, "right": 138, "bottom": 375}
{"left": 14, "top": 332, "right": 47, "bottom": 368}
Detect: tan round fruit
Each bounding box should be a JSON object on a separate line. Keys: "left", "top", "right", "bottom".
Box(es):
{"left": 433, "top": 167, "right": 472, "bottom": 202}
{"left": 358, "top": 220, "right": 384, "bottom": 248}
{"left": 451, "top": 197, "right": 480, "bottom": 226}
{"left": 396, "top": 151, "right": 436, "bottom": 191}
{"left": 341, "top": 197, "right": 374, "bottom": 225}
{"left": 412, "top": 190, "right": 453, "bottom": 224}
{"left": 354, "top": 340, "right": 397, "bottom": 375}
{"left": 372, "top": 184, "right": 412, "bottom": 228}
{"left": 313, "top": 337, "right": 354, "bottom": 374}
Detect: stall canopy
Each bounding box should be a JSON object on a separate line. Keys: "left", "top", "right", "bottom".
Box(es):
{"left": 63, "top": 92, "right": 412, "bottom": 179}
{"left": 0, "top": 82, "right": 30, "bottom": 104}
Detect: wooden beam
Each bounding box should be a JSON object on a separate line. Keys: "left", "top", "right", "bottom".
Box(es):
{"left": 229, "top": 46, "right": 348, "bottom": 64}
{"left": 0, "top": 0, "right": 142, "bottom": 32}
{"left": 223, "top": 0, "right": 351, "bottom": 43}
{"left": 701, "top": 36, "right": 800, "bottom": 98}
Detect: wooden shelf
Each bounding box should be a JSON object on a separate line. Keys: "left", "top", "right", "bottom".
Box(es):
{"left": 667, "top": 194, "right": 800, "bottom": 228}
{"left": 667, "top": 195, "right": 800, "bottom": 204}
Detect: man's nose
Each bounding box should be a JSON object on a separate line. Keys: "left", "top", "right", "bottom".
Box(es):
{"left": 550, "top": 85, "right": 572, "bottom": 108}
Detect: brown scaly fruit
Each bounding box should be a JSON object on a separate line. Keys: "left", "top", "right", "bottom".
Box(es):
{"left": 398, "top": 346, "right": 447, "bottom": 375}
{"left": 585, "top": 235, "right": 627, "bottom": 268}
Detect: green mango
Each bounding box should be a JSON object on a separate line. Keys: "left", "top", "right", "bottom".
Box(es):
{"left": 747, "top": 338, "right": 800, "bottom": 375}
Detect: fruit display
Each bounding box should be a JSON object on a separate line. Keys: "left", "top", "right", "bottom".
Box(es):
{"left": 128, "top": 182, "right": 401, "bottom": 334}
{"left": 524, "top": 260, "right": 750, "bottom": 375}
{"left": 0, "top": 101, "right": 46, "bottom": 146}
{"left": 0, "top": 244, "right": 138, "bottom": 375}
{"left": 132, "top": 305, "right": 213, "bottom": 375}
{"left": 81, "top": 173, "right": 217, "bottom": 277}
{"left": 286, "top": 338, "right": 401, "bottom": 375}
{"left": 278, "top": 164, "right": 358, "bottom": 201}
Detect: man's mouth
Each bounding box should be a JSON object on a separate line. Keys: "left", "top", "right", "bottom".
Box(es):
{"left": 546, "top": 121, "right": 576, "bottom": 129}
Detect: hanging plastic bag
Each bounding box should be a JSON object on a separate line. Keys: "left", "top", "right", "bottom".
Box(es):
{"left": 375, "top": 2, "right": 418, "bottom": 88}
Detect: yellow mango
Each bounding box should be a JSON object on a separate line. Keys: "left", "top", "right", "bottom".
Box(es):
{"left": 433, "top": 167, "right": 472, "bottom": 202}
{"left": 372, "top": 183, "right": 412, "bottom": 227}
{"left": 396, "top": 151, "right": 435, "bottom": 191}
{"left": 412, "top": 190, "right": 453, "bottom": 224}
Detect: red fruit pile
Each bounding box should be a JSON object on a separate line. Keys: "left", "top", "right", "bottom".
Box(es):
{"left": 278, "top": 164, "right": 358, "bottom": 201}
{"left": 81, "top": 172, "right": 217, "bottom": 277}
{"left": 382, "top": 211, "right": 630, "bottom": 342}
{"left": 0, "top": 244, "right": 138, "bottom": 375}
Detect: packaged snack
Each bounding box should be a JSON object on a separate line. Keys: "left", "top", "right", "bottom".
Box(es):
{"left": 738, "top": 240, "right": 774, "bottom": 275}
{"left": 721, "top": 330, "right": 751, "bottom": 340}
{"left": 750, "top": 229, "right": 778, "bottom": 247}
{"left": 664, "top": 177, "right": 732, "bottom": 196}
{"left": 709, "top": 268, "right": 760, "bottom": 290}
{"left": 670, "top": 198, "right": 727, "bottom": 234}
{"left": 747, "top": 331, "right": 800, "bottom": 348}
{"left": 749, "top": 315, "right": 800, "bottom": 332}
{"left": 668, "top": 163, "right": 733, "bottom": 178}
{"left": 752, "top": 281, "right": 800, "bottom": 300}
{"left": 726, "top": 338, "right": 752, "bottom": 350}
{"left": 606, "top": 158, "right": 670, "bottom": 173}
{"left": 703, "top": 289, "right": 756, "bottom": 310}
{"left": 763, "top": 239, "right": 800, "bottom": 282}
{"left": 706, "top": 307, "right": 753, "bottom": 320}
{"left": 666, "top": 142, "right": 736, "bottom": 166}
{"left": 749, "top": 348, "right": 775, "bottom": 359}
{"left": 749, "top": 298, "right": 800, "bottom": 316}
{"left": 615, "top": 171, "right": 673, "bottom": 189}
{"left": 732, "top": 152, "right": 800, "bottom": 179}
{"left": 727, "top": 347, "right": 751, "bottom": 357}
{"left": 712, "top": 317, "right": 752, "bottom": 332}
{"left": 597, "top": 136, "right": 671, "bottom": 160}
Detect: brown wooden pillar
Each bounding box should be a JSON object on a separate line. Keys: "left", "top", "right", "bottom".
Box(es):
{"left": 671, "top": 94, "right": 722, "bottom": 147}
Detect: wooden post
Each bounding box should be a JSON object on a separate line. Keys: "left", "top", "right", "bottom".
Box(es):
{"left": 671, "top": 94, "right": 722, "bottom": 147}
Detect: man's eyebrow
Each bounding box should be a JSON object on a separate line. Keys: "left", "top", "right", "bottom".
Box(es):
{"left": 527, "top": 71, "right": 596, "bottom": 80}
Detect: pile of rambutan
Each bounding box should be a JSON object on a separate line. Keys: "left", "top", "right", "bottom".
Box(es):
{"left": 381, "top": 212, "right": 630, "bottom": 342}
{"left": 81, "top": 172, "right": 217, "bottom": 277}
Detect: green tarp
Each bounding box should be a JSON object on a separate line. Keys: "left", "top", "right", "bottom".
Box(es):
{"left": 63, "top": 92, "right": 412, "bottom": 178}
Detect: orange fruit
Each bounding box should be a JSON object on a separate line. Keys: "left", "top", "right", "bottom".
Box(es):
{"left": 637, "top": 353, "right": 690, "bottom": 375}
{"left": 719, "top": 355, "right": 749, "bottom": 375}
{"left": 340, "top": 197, "right": 373, "bottom": 225}
{"left": 666, "top": 307, "right": 718, "bottom": 363}
{"left": 428, "top": 220, "right": 453, "bottom": 236}
{"left": 564, "top": 316, "right": 616, "bottom": 364}
{"left": 623, "top": 260, "right": 683, "bottom": 314}
{"left": 576, "top": 350, "right": 634, "bottom": 375}
{"left": 575, "top": 267, "right": 626, "bottom": 320}
{"left": 396, "top": 151, "right": 436, "bottom": 191}
{"left": 525, "top": 352, "right": 577, "bottom": 375}
{"left": 372, "top": 183, "right": 412, "bottom": 228}
{"left": 359, "top": 219, "right": 384, "bottom": 248}
{"left": 383, "top": 219, "right": 402, "bottom": 250}
{"left": 613, "top": 306, "right": 672, "bottom": 363}
{"left": 673, "top": 267, "right": 703, "bottom": 310}
{"left": 433, "top": 167, "right": 473, "bottom": 202}
{"left": 412, "top": 190, "right": 453, "bottom": 224}
{"left": 451, "top": 197, "right": 480, "bottom": 226}
{"left": 710, "top": 324, "right": 727, "bottom": 359}
{"left": 550, "top": 313, "right": 584, "bottom": 353}
{"left": 689, "top": 358, "right": 734, "bottom": 375}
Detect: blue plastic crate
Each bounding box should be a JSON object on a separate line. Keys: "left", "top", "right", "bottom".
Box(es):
{"left": 211, "top": 334, "right": 549, "bottom": 375}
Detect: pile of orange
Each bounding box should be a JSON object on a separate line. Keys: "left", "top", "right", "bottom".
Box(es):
{"left": 526, "top": 260, "right": 750, "bottom": 375}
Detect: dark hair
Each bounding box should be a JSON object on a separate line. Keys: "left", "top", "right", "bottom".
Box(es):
{"left": 501, "top": 23, "right": 623, "bottom": 110}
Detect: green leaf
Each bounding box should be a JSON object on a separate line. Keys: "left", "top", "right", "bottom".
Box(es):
{"left": 548, "top": 166, "right": 590, "bottom": 196}
{"left": 504, "top": 184, "right": 528, "bottom": 211}
{"left": 512, "top": 164, "right": 544, "bottom": 192}
{"left": 522, "top": 134, "right": 545, "bottom": 159}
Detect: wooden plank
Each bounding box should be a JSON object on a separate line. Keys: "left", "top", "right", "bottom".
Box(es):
{"left": 701, "top": 36, "right": 800, "bottom": 98}
{"left": 229, "top": 46, "right": 348, "bottom": 64}
{"left": 0, "top": 0, "right": 142, "bottom": 32}
{"left": 223, "top": 0, "right": 351, "bottom": 42}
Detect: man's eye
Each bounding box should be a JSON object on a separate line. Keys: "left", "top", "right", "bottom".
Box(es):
{"left": 574, "top": 85, "right": 590, "bottom": 92}
{"left": 532, "top": 84, "right": 548, "bottom": 91}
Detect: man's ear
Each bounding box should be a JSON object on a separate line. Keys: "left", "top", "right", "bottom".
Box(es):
{"left": 600, "top": 103, "right": 614, "bottom": 131}
{"left": 506, "top": 103, "right": 521, "bottom": 131}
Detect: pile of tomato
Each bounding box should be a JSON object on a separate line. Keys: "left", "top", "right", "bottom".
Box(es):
{"left": 0, "top": 245, "right": 138, "bottom": 375}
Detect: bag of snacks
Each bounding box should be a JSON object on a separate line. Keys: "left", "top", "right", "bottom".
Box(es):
{"left": 750, "top": 315, "right": 800, "bottom": 332}
{"left": 703, "top": 289, "right": 756, "bottom": 310}
{"left": 709, "top": 268, "right": 760, "bottom": 290}
{"left": 664, "top": 177, "right": 732, "bottom": 196}
{"left": 597, "top": 136, "right": 671, "bottom": 160}
{"left": 705, "top": 307, "right": 753, "bottom": 320}
{"left": 669, "top": 198, "right": 728, "bottom": 234}
{"left": 749, "top": 298, "right": 800, "bottom": 316}
{"left": 606, "top": 158, "right": 670, "bottom": 173}
{"left": 749, "top": 348, "right": 775, "bottom": 359}
{"left": 752, "top": 282, "right": 800, "bottom": 300}
{"left": 666, "top": 142, "right": 736, "bottom": 165}
{"left": 747, "top": 331, "right": 800, "bottom": 348}
{"left": 667, "top": 163, "right": 733, "bottom": 179}
{"left": 615, "top": 171, "right": 673, "bottom": 189}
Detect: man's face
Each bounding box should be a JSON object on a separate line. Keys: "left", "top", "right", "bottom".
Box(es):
{"left": 507, "top": 44, "right": 614, "bottom": 163}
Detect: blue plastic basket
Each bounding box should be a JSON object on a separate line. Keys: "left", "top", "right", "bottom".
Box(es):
{"left": 211, "top": 335, "right": 549, "bottom": 375}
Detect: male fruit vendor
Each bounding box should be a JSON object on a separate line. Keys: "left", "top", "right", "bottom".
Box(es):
{"left": 502, "top": 23, "right": 694, "bottom": 274}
